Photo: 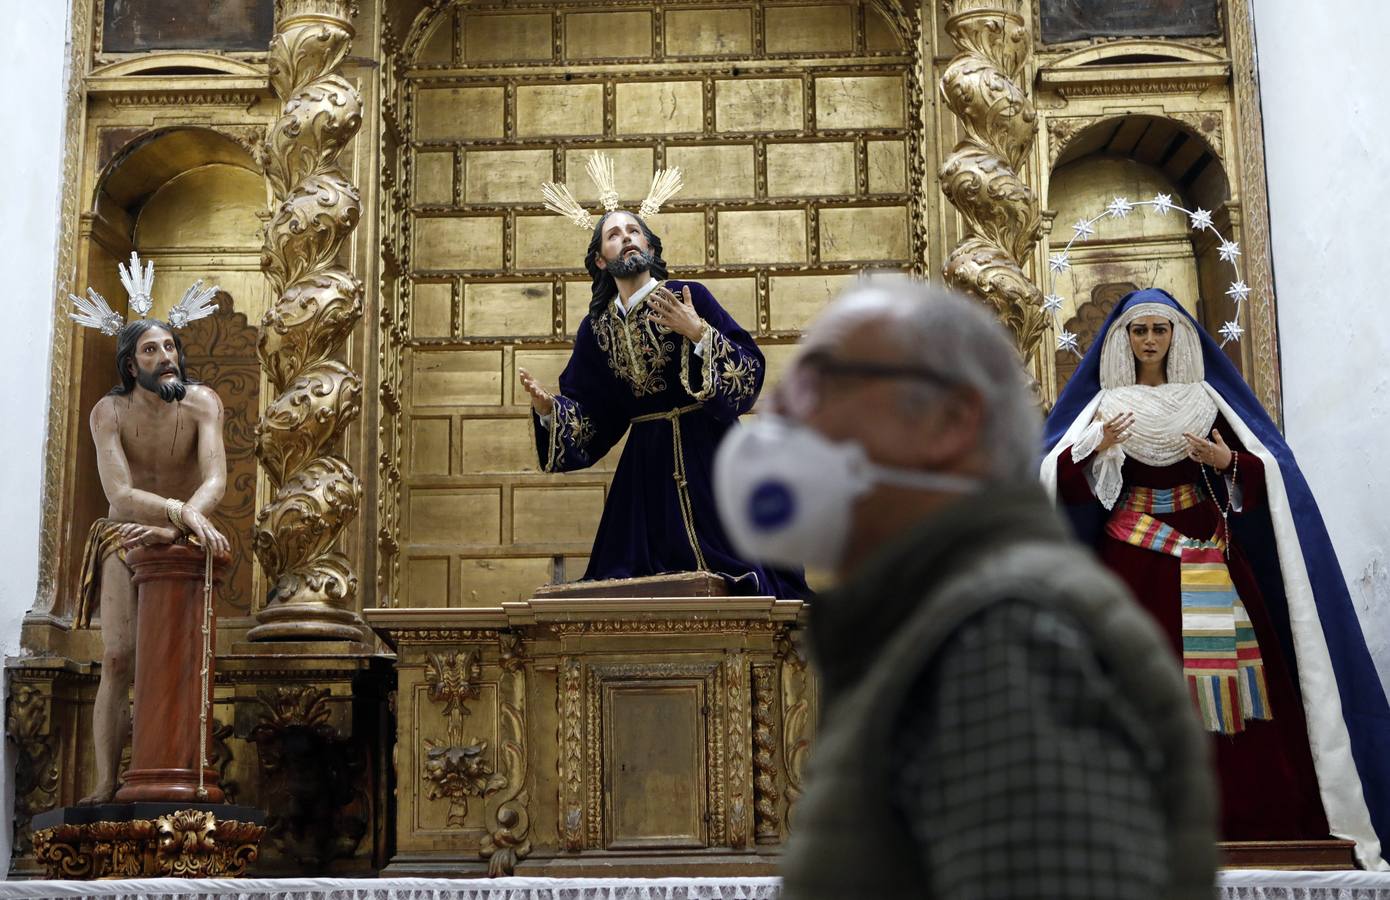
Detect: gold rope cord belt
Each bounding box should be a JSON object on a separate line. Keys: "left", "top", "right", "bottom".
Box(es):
{"left": 630, "top": 403, "right": 708, "bottom": 571}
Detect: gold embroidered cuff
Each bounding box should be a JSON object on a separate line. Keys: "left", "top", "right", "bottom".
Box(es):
{"left": 679, "top": 322, "right": 718, "bottom": 402}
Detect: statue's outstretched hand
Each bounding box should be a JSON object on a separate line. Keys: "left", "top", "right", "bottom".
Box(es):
{"left": 1097, "top": 412, "right": 1134, "bottom": 453}
{"left": 518, "top": 368, "right": 556, "bottom": 417}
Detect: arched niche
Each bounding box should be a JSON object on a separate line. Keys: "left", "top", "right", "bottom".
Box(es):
{"left": 1046, "top": 113, "right": 1243, "bottom": 396}
{"left": 64, "top": 127, "right": 264, "bottom": 622}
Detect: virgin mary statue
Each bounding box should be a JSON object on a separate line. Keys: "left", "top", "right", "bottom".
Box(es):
{"left": 1041, "top": 288, "right": 1390, "bottom": 867}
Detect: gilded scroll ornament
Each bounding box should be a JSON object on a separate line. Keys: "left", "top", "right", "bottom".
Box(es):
{"left": 938, "top": 0, "right": 1045, "bottom": 365}
{"left": 32, "top": 816, "right": 263, "bottom": 879}
{"left": 7, "top": 682, "right": 59, "bottom": 857}
{"left": 422, "top": 650, "right": 506, "bottom": 826}
{"left": 481, "top": 634, "right": 531, "bottom": 875}
{"left": 559, "top": 657, "right": 584, "bottom": 851}
{"left": 251, "top": 0, "right": 366, "bottom": 641}
{"left": 752, "top": 666, "right": 780, "bottom": 843}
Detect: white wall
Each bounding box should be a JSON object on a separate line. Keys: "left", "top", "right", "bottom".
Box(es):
{"left": 0, "top": 0, "right": 69, "bottom": 877}
{"left": 1254, "top": 0, "right": 1390, "bottom": 688}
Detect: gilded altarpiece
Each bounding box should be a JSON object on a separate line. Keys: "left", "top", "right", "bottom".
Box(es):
{"left": 377, "top": 1, "right": 925, "bottom": 612}
{"left": 11, "top": 0, "right": 1290, "bottom": 878}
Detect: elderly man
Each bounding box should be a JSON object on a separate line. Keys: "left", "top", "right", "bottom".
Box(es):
{"left": 714, "top": 277, "right": 1216, "bottom": 899}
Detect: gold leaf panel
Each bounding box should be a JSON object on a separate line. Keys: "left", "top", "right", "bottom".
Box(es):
{"left": 406, "top": 557, "right": 451, "bottom": 607}
{"left": 696, "top": 277, "right": 757, "bottom": 330}
{"left": 766, "top": 142, "right": 856, "bottom": 197}
{"left": 867, "top": 140, "right": 907, "bottom": 194}
{"left": 415, "top": 87, "right": 505, "bottom": 141}
{"left": 769, "top": 274, "right": 856, "bottom": 331}
{"left": 512, "top": 485, "right": 606, "bottom": 544}
{"left": 646, "top": 212, "right": 706, "bottom": 268}
{"left": 459, "top": 557, "right": 555, "bottom": 607}
{"left": 815, "top": 76, "right": 905, "bottom": 130}
{"left": 410, "top": 418, "right": 452, "bottom": 475}
{"left": 517, "top": 216, "right": 590, "bottom": 270}
{"left": 415, "top": 217, "right": 505, "bottom": 271}
{"left": 764, "top": 5, "right": 854, "bottom": 54}
{"left": 716, "top": 79, "right": 804, "bottom": 133}
{"left": 717, "top": 210, "right": 808, "bottom": 265}
{"left": 819, "top": 206, "right": 909, "bottom": 262}
{"left": 665, "top": 8, "right": 753, "bottom": 57}
{"left": 409, "top": 487, "right": 503, "bottom": 545}
{"left": 459, "top": 418, "right": 536, "bottom": 474}
{"left": 414, "top": 152, "right": 454, "bottom": 206}
{"left": 512, "top": 350, "right": 572, "bottom": 408}
{"left": 412, "top": 349, "right": 505, "bottom": 407}
{"left": 412, "top": 282, "right": 454, "bottom": 339}
{"left": 466, "top": 150, "right": 554, "bottom": 205}
{"left": 666, "top": 145, "right": 754, "bottom": 199}
{"left": 565, "top": 12, "right": 654, "bottom": 60}
{"left": 516, "top": 84, "right": 605, "bottom": 138}
{"left": 461, "top": 13, "right": 553, "bottom": 64}
{"left": 565, "top": 281, "right": 593, "bottom": 335}
{"left": 463, "top": 282, "right": 553, "bottom": 338}
{"left": 616, "top": 82, "right": 704, "bottom": 136}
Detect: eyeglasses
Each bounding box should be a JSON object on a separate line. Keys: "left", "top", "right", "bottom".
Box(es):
{"left": 774, "top": 347, "right": 955, "bottom": 417}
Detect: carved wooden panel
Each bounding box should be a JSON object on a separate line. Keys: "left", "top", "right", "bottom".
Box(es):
{"left": 179, "top": 307, "right": 259, "bottom": 615}
{"left": 386, "top": 0, "right": 916, "bottom": 608}
{"left": 602, "top": 681, "right": 708, "bottom": 849}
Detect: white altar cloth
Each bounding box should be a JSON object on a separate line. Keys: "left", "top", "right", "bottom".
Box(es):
{"left": 2, "top": 870, "right": 1390, "bottom": 899}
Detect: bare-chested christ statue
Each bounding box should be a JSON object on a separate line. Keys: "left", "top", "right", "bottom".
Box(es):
{"left": 68, "top": 252, "right": 231, "bottom": 804}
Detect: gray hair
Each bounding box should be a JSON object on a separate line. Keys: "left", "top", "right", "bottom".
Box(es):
{"left": 812, "top": 275, "right": 1042, "bottom": 482}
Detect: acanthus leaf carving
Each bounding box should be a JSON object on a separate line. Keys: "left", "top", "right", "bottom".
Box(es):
{"left": 255, "top": 360, "right": 363, "bottom": 484}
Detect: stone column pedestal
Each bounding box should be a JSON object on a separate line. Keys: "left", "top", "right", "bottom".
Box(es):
{"left": 114, "top": 543, "right": 227, "bottom": 804}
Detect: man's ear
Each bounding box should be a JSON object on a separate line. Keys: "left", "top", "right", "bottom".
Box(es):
{"left": 594, "top": 252, "right": 608, "bottom": 272}
{"left": 913, "top": 389, "right": 985, "bottom": 469}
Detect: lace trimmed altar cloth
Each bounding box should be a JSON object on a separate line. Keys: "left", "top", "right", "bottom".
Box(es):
{"left": 3, "top": 872, "right": 1390, "bottom": 899}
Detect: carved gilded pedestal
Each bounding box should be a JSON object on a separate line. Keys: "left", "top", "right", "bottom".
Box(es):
{"left": 366, "top": 593, "right": 814, "bottom": 876}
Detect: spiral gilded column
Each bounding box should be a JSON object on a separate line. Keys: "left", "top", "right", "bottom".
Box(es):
{"left": 250, "top": 0, "right": 366, "bottom": 642}
{"left": 938, "top": 0, "right": 1046, "bottom": 363}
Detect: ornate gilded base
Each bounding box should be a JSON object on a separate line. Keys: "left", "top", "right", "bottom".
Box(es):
{"left": 30, "top": 803, "right": 266, "bottom": 879}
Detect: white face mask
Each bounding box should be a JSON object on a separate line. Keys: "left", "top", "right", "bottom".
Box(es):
{"left": 713, "top": 416, "right": 980, "bottom": 572}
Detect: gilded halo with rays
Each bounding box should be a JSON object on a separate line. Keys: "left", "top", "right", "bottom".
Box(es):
{"left": 539, "top": 152, "right": 685, "bottom": 231}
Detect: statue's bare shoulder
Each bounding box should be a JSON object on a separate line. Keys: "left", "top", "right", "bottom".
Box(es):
{"left": 181, "top": 382, "right": 225, "bottom": 423}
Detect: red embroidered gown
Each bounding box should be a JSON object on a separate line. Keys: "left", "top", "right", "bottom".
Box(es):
{"left": 1057, "top": 414, "right": 1328, "bottom": 840}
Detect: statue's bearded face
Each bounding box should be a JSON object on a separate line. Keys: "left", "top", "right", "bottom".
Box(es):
{"left": 595, "top": 212, "right": 654, "bottom": 278}
{"left": 130, "top": 324, "right": 187, "bottom": 403}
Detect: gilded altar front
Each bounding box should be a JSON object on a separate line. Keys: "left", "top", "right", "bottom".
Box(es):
{"left": 12, "top": 0, "right": 1286, "bottom": 878}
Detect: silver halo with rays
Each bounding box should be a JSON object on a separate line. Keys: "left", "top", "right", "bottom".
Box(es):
{"left": 1044, "top": 193, "right": 1250, "bottom": 357}
{"left": 68, "top": 251, "right": 221, "bottom": 335}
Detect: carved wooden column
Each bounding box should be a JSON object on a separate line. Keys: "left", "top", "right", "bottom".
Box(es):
{"left": 938, "top": 0, "right": 1046, "bottom": 364}
{"left": 114, "top": 544, "right": 227, "bottom": 803}
{"left": 251, "top": 0, "right": 367, "bottom": 641}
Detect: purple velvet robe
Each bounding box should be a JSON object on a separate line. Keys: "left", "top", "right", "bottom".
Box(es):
{"left": 533, "top": 279, "right": 807, "bottom": 598}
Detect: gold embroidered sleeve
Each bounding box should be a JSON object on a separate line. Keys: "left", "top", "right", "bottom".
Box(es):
{"left": 679, "top": 323, "right": 759, "bottom": 408}
{"left": 537, "top": 396, "right": 597, "bottom": 473}
{"left": 679, "top": 322, "right": 718, "bottom": 401}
